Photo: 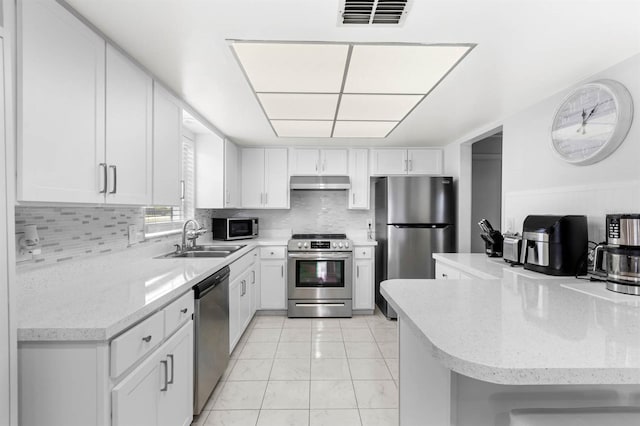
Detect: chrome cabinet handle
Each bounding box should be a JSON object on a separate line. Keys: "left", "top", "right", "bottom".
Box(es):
{"left": 357, "top": 265, "right": 360, "bottom": 278}
{"left": 160, "top": 360, "right": 168, "bottom": 391}
{"left": 323, "top": 159, "right": 326, "bottom": 172}
{"left": 108, "top": 165, "right": 117, "bottom": 194}
{"left": 265, "top": 193, "right": 268, "bottom": 205}
{"left": 167, "top": 354, "right": 174, "bottom": 384}
{"left": 442, "top": 273, "right": 448, "bottom": 278}
{"left": 404, "top": 159, "right": 408, "bottom": 172}
{"left": 142, "top": 335, "right": 152, "bottom": 343}
{"left": 315, "top": 161, "right": 318, "bottom": 172}
{"left": 180, "top": 308, "right": 188, "bottom": 314}
{"left": 99, "top": 163, "right": 107, "bottom": 193}
{"left": 180, "top": 180, "right": 185, "bottom": 200}
{"left": 352, "top": 193, "right": 356, "bottom": 204}
{"left": 252, "top": 270, "right": 256, "bottom": 284}
{"left": 226, "top": 190, "right": 230, "bottom": 204}
{"left": 281, "top": 265, "right": 284, "bottom": 277}
{"left": 409, "top": 158, "right": 413, "bottom": 171}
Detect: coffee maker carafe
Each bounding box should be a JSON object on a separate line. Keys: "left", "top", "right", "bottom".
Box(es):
{"left": 594, "top": 214, "right": 640, "bottom": 295}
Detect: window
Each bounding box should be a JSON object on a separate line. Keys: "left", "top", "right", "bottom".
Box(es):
{"left": 144, "top": 136, "right": 195, "bottom": 237}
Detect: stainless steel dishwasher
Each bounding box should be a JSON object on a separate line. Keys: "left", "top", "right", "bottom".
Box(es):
{"left": 193, "top": 266, "right": 230, "bottom": 415}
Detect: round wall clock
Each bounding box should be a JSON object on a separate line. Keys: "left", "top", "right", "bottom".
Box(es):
{"left": 550, "top": 79, "right": 634, "bottom": 165}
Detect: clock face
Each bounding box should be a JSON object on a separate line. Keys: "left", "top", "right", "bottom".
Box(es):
{"left": 550, "top": 80, "right": 633, "bottom": 165}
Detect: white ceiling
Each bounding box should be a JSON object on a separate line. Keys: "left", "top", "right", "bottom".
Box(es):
{"left": 65, "top": 0, "right": 640, "bottom": 147}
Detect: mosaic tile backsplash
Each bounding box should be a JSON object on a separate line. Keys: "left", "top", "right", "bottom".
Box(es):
{"left": 15, "top": 206, "right": 179, "bottom": 268}
{"left": 206, "top": 190, "right": 374, "bottom": 234}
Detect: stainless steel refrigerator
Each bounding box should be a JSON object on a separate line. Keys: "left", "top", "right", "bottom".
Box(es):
{"left": 375, "top": 176, "right": 455, "bottom": 319}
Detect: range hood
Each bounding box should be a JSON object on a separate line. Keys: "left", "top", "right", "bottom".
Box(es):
{"left": 290, "top": 176, "right": 351, "bottom": 190}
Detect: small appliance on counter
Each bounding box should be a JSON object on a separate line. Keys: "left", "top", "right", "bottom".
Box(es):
{"left": 478, "top": 219, "right": 503, "bottom": 257}
{"left": 502, "top": 233, "right": 523, "bottom": 264}
{"left": 593, "top": 214, "right": 640, "bottom": 295}
{"left": 212, "top": 217, "right": 258, "bottom": 240}
{"left": 522, "top": 215, "right": 588, "bottom": 276}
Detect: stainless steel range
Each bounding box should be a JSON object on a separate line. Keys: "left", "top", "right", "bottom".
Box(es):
{"left": 287, "top": 234, "right": 353, "bottom": 318}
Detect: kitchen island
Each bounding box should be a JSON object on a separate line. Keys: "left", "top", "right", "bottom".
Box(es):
{"left": 381, "top": 270, "right": 640, "bottom": 425}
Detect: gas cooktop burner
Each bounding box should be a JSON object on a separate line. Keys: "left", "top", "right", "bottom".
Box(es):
{"left": 291, "top": 233, "right": 347, "bottom": 240}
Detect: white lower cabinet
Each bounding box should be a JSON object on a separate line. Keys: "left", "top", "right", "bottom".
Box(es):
{"left": 229, "top": 268, "right": 254, "bottom": 353}
{"left": 353, "top": 246, "right": 375, "bottom": 311}
{"left": 259, "top": 246, "right": 287, "bottom": 310}
{"left": 112, "top": 321, "right": 193, "bottom": 426}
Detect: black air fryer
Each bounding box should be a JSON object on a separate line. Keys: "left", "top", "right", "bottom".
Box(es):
{"left": 522, "top": 215, "right": 588, "bottom": 276}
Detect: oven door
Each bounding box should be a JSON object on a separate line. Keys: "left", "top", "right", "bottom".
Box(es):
{"left": 287, "top": 252, "right": 353, "bottom": 300}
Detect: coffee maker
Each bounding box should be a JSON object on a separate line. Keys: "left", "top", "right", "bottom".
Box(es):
{"left": 594, "top": 214, "right": 640, "bottom": 295}
{"left": 522, "top": 215, "right": 588, "bottom": 276}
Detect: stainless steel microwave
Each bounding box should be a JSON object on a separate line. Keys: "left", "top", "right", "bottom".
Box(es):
{"left": 211, "top": 217, "right": 259, "bottom": 241}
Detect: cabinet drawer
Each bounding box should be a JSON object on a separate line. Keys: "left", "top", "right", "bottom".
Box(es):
{"left": 435, "top": 263, "right": 461, "bottom": 280}
{"left": 355, "top": 247, "right": 373, "bottom": 259}
{"left": 260, "top": 247, "right": 285, "bottom": 259}
{"left": 111, "top": 311, "right": 165, "bottom": 378}
{"left": 164, "top": 291, "right": 193, "bottom": 337}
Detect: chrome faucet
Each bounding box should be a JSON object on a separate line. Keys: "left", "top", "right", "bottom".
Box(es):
{"left": 181, "top": 219, "right": 207, "bottom": 251}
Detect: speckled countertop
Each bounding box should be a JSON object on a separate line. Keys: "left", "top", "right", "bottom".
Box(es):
{"left": 381, "top": 271, "right": 640, "bottom": 385}
{"left": 17, "top": 233, "right": 376, "bottom": 342}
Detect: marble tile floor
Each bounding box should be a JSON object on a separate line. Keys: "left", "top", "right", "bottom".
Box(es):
{"left": 192, "top": 311, "right": 399, "bottom": 426}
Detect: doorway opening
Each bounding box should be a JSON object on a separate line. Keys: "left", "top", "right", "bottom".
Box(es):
{"left": 470, "top": 132, "right": 503, "bottom": 253}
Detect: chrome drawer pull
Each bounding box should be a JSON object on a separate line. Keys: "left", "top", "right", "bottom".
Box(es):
{"left": 180, "top": 308, "right": 188, "bottom": 314}
{"left": 142, "top": 335, "right": 152, "bottom": 343}
{"left": 160, "top": 360, "right": 168, "bottom": 391}
{"left": 167, "top": 354, "right": 174, "bottom": 384}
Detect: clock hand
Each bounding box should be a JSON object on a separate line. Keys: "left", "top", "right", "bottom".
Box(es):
{"left": 576, "top": 109, "right": 587, "bottom": 133}
{"left": 585, "top": 103, "right": 599, "bottom": 122}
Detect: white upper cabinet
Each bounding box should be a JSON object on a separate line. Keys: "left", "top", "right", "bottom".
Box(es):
{"left": 407, "top": 149, "right": 443, "bottom": 175}
{"left": 241, "top": 148, "right": 289, "bottom": 209}
{"left": 105, "top": 45, "right": 153, "bottom": 205}
{"left": 290, "top": 148, "right": 348, "bottom": 176}
{"left": 348, "top": 148, "right": 369, "bottom": 209}
{"left": 370, "top": 148, "right": 442, "bottom": 176}
{"left": 152, "top": 84, "right": 183, "bottom": 206}
{"left": 18, "top": 0, "right": 106, "bottom": 203}
{"left": 195, "top": 133, "right": 224, "bottom": 209}
{"left": 224, "top": 140, "right": 240, "bottom": 208}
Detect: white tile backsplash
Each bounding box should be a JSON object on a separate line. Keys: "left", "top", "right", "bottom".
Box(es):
{"left": 203, "top": 190, "right": 373, "bottom": 236}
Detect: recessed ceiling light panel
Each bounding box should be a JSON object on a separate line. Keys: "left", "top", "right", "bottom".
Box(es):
{"left": 344, "top": 45, "right": 471, "bottom": 94}
{"left": 230, "top": 40, "right": 475, "bottom": 138}
{"left": 232, "top": 42, "right": 349, "bottom": 93}
{"left": 333, "top": 121, "right": 397, "bottom": 138}
{"left": 271, "top": 120, "right": 333, "bottom": 138}
{"left": 258, "top": 93, "right": 339, "bottom": 120}
{"left": 337, "top": 94, "right": 422, "bottom": 121}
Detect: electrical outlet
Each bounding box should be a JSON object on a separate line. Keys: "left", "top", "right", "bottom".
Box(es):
{"left": 128, "top": 225, "right": 137, "bottom": 245}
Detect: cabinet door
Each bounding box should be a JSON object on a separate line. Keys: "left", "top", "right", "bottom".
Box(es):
{"left": 250, "top": 261, "right": 260, "bottom": 315}
{"left": 111, "top": 348, "right": 161, "bottom": 426}
{"left": 195, "top": 133, "right": 224, "bottom": 208}
{"left": 158, "top": 323, "right": 193, "bottom": 426}
{"left": 291, "top": 148, "right": 319, "bottom": 175}
{"left": 348, "top": 148, "right": 369, "bottom": 209}
{"left": 241, "top": 148, "right": 265, "bottom": 208}
{"left": 229, "top": 277, "right": 242, "bottom": 353}
{"left": 321, "top": 149, "right": 348, "bottom": 175}
{"left": 408, "top": 149, "right": 443, "bottom": 175}
{"left": 224, "top": 140, "right": 240, "bottom": 208}
{"left": 354, "top": 260, "right": 374, "bottom": 310}
{"left": 370, "top": 149, "right": 407, "bottom": 176}
{"left": 152, "top": 84, "right": 182, "bottom": 206}
{"left": 105, "top": 44, "right": 153, "bottom": 205}
{"left": 260, "top": 260, "right": 286, "bottom": 309}
{"left": 239, "top": 271, "right": 253, "bottom": 334}
{"left": 264, "top": 148, "right": 289, "bottom": 208}
{"left": 18, "top": 0, "right": 106, "bottom": 203}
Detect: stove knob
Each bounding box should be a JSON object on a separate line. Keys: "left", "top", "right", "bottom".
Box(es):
{"left": 333, "top": 243, "right": 337, "bottom": 248}
{"left": 303, "top": 242, "right": 308, "bottom": 248}
{"left": 338, "top": 242, "right": 343, "bottom": 248}
{"left": 297, "top": 242, "right": 302, "bottom": 248}
{"left": 345, "top": 242, "right": 349, "bottom": 248}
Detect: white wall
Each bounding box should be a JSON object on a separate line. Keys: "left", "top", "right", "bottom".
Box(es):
{"left": 502, "top": 53, "right": 640, "bottom": 241}
{"left": 470, "top": 137, "right": 502, "bottom": 253}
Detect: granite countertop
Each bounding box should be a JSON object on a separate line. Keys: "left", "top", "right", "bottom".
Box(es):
{"left": 16, "top": 237, "right": 290, "bottom": 342}
{"left": 432, "top": 253, "right": 570, "bottom": 280}
{"left": 381, "top": 273, "right": 640, "bottom": 385}
{"left": 17, "top": 233, "right": 376, "bottom": 342}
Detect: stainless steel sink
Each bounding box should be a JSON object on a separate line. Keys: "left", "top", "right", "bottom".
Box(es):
{"left": 156, "top": 244, "right": 246, "bottom": 259}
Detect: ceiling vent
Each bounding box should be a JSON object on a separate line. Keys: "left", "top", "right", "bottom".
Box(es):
{"left": 340, "top": 0, "right": 410, "bottom": 26}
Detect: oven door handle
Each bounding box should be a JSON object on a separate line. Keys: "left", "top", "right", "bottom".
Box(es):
{"left": 288, "top": 253, "right": 352, "bottom": 260}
